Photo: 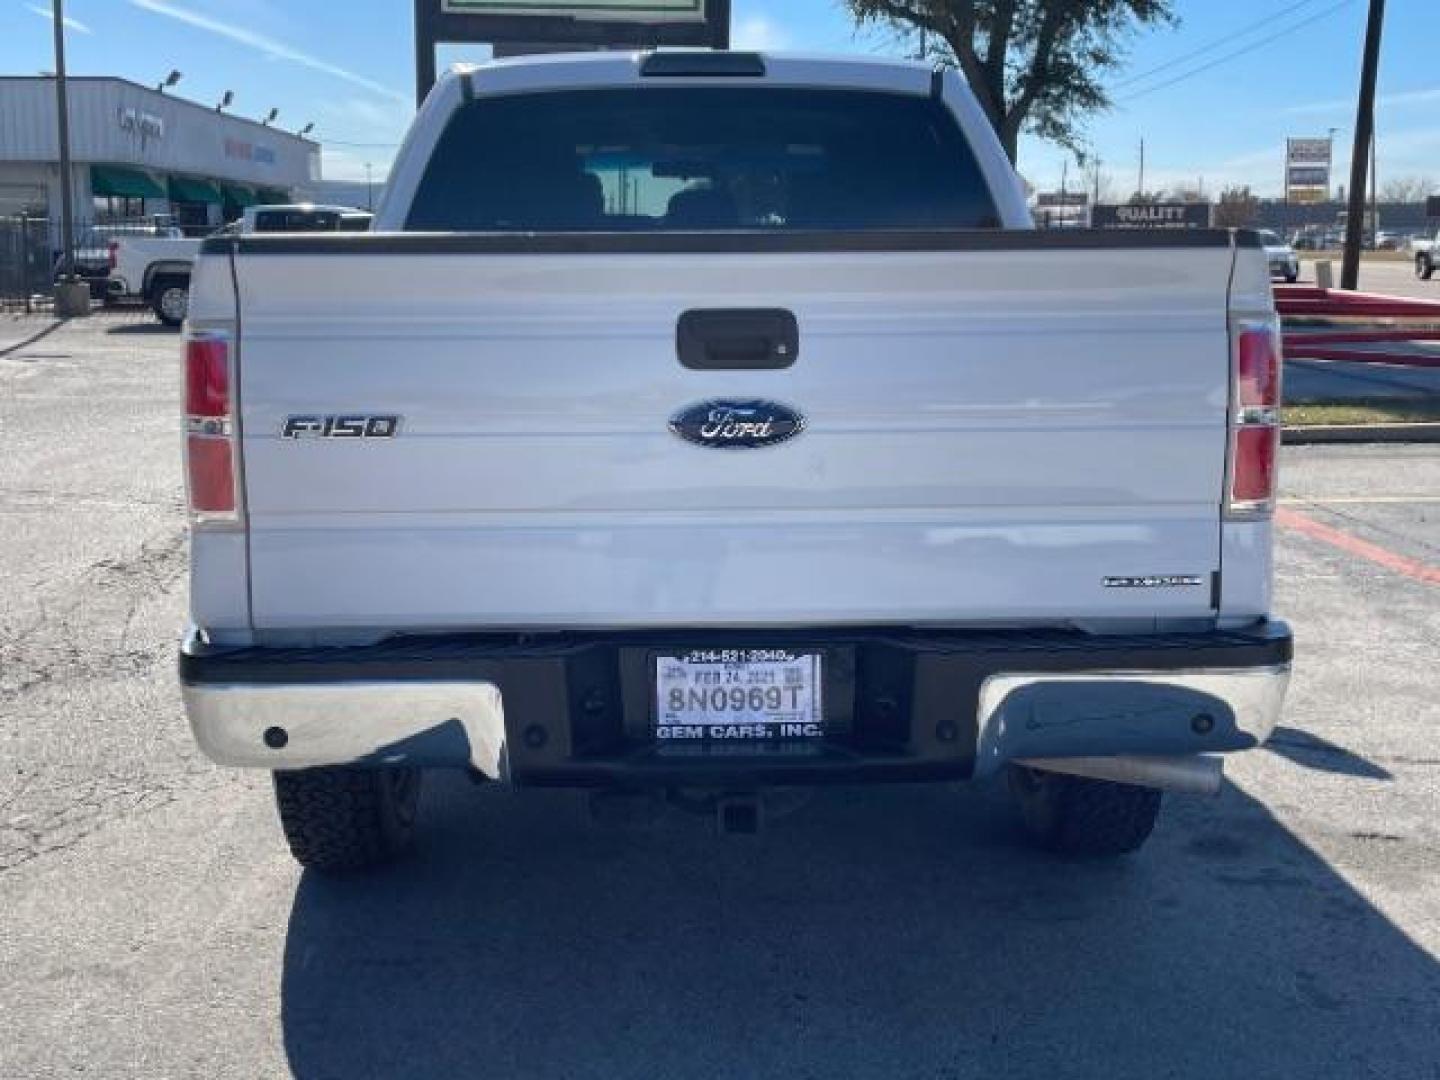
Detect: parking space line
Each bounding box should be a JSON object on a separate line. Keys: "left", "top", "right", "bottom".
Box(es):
{"left": 1276, "top": 507, "right": 1440, "bottom": 585}
{"left": 1279, "top": 496, "right": 1440, "bottom": 506}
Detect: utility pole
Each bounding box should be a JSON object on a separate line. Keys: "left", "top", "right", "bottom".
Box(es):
{"left": 1369, "top": 130, "right": 1379, "bottom": 238}
{"left": 50, "top": 0, "right": 87, "bottom": 317}
{"left": 1341, "top": 0, "right": 1385, "bottom": 290}
{"left": 51, "top": 0, "right": 75, "bottom": 281}
{"left": 365, "top": 163, "right": 374, "bottom": 211}
{"left": 1138, "top": 138, "right": 1146, "bottom": 199}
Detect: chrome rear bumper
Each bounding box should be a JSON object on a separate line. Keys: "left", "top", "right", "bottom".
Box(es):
{"left": 181, "top": 622, "right": 1292, "bottom": 787}
{"left": 183, "top": 679, "right": 509, "bottom": 778}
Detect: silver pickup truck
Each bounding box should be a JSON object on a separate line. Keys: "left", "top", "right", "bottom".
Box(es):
{"left": 179, "top": 51, "right": 1291, "bottom": 874}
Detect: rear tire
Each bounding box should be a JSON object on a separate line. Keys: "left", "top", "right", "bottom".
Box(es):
{"left": 1007, "top": 764, "right": 1162, "bottom": 857}
{"left": 150, "top": 276, "right": 190, "bottom": 326}
{"left": 1418, "top": 256, "right": 1435, "bottom": 281}
{"left": 273, "top": 766, "right": 423, "bottom": 874}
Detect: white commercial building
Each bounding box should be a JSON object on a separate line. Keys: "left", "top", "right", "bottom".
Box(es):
{"left": 0, "top": 76, "right": 321, "bottom": 235}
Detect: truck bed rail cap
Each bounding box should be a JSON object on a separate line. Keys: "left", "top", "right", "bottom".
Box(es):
{"left": 201, "top": 228, "right": 1257, "bottom": 258}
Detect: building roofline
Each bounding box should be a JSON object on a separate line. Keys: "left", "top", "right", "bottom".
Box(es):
{"left": 0, "top": 75, "right": 321, "bottom": 149}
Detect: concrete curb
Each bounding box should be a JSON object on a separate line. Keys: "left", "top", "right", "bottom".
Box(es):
{"left": 1284, "top": 423, "right": 1440, "bottom": 445}
{"left": 0, "top": 318, "right": 62, "bottom": 359}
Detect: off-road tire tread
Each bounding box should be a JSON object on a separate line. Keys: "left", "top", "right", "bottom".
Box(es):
{"left": 273, "top": 768, "right": 419, "bottom": 873}
{"left": 1010, "top": 767, "right": 1163, "bottom": 857}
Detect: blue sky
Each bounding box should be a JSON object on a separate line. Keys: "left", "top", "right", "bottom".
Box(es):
{"left": 6, "top": 0, "right": 1437, "bottom": 194}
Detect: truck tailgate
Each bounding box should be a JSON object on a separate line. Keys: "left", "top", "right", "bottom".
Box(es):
{"left": 229, "top": 241, "right": 1235, "bottom": 630}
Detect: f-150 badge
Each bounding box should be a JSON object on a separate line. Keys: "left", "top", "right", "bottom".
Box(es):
{"left": 669, "top": 400, "right": 805, "bottom": 449}
{"left": 282, "top": 415, "right": 400, "bottom": 439}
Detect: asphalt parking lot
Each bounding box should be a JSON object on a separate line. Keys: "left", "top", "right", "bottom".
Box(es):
{"left": 1, "top": 316, "right": 1437, "bottom": 1079}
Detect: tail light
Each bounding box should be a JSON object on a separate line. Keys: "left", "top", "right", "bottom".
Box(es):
{"left": 107, "top": 241, "right": 118, "bottom": 271}
{"left": 1226, "top": 319, "right": 1282, "bottom": 518}
{"left": 184, "top": 332, "right": 242, "bottom": 523}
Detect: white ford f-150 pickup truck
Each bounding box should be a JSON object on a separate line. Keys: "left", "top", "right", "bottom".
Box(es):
{"left": 179, "top": 51, "right": 1292, "bottom": 872}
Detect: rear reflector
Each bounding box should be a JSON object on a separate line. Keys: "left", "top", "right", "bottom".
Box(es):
{"left": 1231, "top": 426, "right": 1278, "bottom": 504}
{"left": 184, "top": 332, "right": 241, "bottom": 523}
{"left": 1227, "top": 319, "right": 1282, "bottom": 517}
{"left": 186, "top": 435, "right": 236, "bottom": 513}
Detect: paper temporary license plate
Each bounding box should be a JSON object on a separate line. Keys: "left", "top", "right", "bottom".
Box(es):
{"left": 656, "top": 649, "right": 824, "bottom": 741}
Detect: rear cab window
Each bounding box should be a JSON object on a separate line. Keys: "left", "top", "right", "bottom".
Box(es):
{"left": 253, "top": 210, "right": 344, "bottom": 233}
{"left": 407, "top": 87, "right": 1001, "bottom": 233}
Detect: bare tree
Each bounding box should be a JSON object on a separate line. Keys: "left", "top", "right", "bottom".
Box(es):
{"left": 1079, "top": 157, "right": 1118, "bottom": 204}
{"left": 1378, "top": 175, "right": 1436, "bottom": 204}
{"left": 843, "top": 0, "right": 1177, "bottom": 162}
{"left": 1214, "top": 185, "right": 1259, "bottom": 229}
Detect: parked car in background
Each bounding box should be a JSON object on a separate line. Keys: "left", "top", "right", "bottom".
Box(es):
{"left": 1291, "top": 227, "right": 1336, "bottom": 251}
{"left": 109, "top": 205, "right": 373, "bottom": 324}
{"left": 1416, "top": 228, "right": 1439, "bottom": 280}
{"left": 1260, "top": 230, "right": 1299, "bottom": 282}
{"left": 179, "top": 51, "right": 1292, "bottom": 874}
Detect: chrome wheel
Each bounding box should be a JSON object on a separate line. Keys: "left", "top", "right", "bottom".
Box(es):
{"left": 157, "top": 285, "right": 188, "bottom": 325}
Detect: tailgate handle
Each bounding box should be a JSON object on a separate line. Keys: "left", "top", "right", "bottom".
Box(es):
{"left": 677, "top": 309, "right": 799, "bottom": 370}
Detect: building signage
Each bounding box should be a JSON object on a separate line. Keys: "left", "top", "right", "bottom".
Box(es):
{"left": 1035, "top": 192, "right": 1089, "bottom": 208}
{"left": 224, "top": 138, "right": 277, "bottom": 167}
{"left": 1287, "top": 138, "right": 1332, "bottom": 164}
{"left": 1286, "top": 136, "right": 1332, "bottom": 203}
{"left": 118, "top": 107, "right": 165, "bottom": 142}
{"left": 1092, "top": 203, "right": 1212, "bottom": 229}
{"left": 1287, "top": 166, "right": 1329, "bottom": 188}
{"left": 442, "top": 0, "right": 706, "bottom": 17}
{"left": 415, "top": 0, "right": 728, "bottom": 104}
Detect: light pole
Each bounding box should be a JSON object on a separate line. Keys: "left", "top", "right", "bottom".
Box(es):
{"left": 1326, "top": 126, "right": 1340, "bottom": 202}
{"left": 50, "top": 0, "right": 87, "bottom": 316}
{"left": 365, "top": 163, "right": 374, "bottom": 211}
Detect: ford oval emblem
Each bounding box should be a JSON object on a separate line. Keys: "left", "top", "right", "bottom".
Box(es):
{"left": 669, "top": 399, "right": 807, "bottom": 449}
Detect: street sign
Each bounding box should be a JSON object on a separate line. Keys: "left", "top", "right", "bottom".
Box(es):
{"left": 443, "top": 0, "right": 706, "bottom": 18}
{"left": 1092, "top": 203, "right": 1212, "bottom": 229}
{"left": 414, "top": 0, "right": 729, "bottom": 105}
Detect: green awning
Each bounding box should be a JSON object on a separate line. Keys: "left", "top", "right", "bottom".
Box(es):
{"left": 257, "top": 187, "right": 290, "bottom": 204}
{"left": 168, "top": 175, "right": 223, "bottom": 204}
{"left": 90, "top": 165, "right": 166, "bottom": 199}
{"left": 221, "top": 183, "right": 258, "bottom": 207}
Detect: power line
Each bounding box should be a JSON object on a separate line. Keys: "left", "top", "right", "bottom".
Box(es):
{"left": 1113, "top": 0, "right": 1328, "bottom": 89}
{"left": 1119, "top": 0, "right": 1357, "bottom": 103}
{"left": 321, "top": 137, "right": 402, "bottom": 149}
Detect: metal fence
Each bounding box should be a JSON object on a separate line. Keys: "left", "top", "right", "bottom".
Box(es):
{"left": 0, "top": 215, "right": 185, "bottom": 313}
{"left": 0, "top": 216, "right": 55, "bottom": 308}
